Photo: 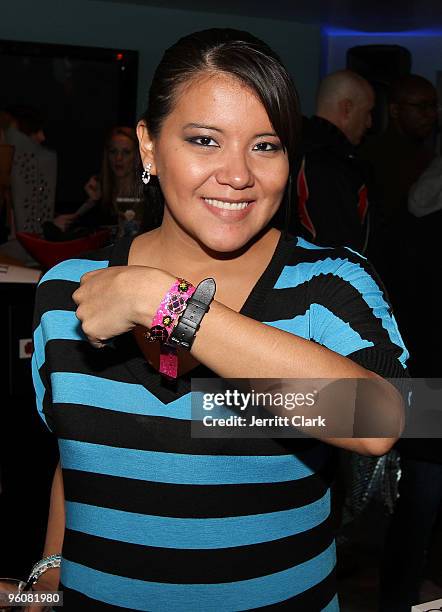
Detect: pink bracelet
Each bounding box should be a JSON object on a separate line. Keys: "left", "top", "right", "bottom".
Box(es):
{"left": 145, "top": 278, "right": 195, "bottom": 379}
{"left": 145, "top": 278, "right": 195, "bottom": 343}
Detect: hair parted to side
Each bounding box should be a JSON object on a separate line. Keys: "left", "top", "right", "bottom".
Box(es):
{"left": 139, "top": 28, "right": 302, "bottom": 232}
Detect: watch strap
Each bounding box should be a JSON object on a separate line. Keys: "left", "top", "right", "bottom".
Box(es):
{"left": 167, "top": 277, "right": 216, "bottom": 350}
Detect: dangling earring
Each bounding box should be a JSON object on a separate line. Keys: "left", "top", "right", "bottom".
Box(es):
{"left": 141, "top": 162, "right": 152, "bottom": 185}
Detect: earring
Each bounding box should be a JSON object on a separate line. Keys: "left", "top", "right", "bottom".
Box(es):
{"left": 141, "top": 162, "right": 152, "bottom": 185}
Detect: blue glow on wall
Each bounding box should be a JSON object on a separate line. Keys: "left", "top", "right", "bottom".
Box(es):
{"left": 323, "top": 27, "right": 442, "bottom": 38}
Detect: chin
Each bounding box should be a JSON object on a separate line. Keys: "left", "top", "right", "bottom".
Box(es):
{"left": 196, "top": 227, "right": 255, "bottom": 255}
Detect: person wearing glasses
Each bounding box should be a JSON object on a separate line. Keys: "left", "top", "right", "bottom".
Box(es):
{"left": 359, "top": 75, "right": 438, "bottom": 369}
{"left": 361, "top": 74, "right": 437, "bottom": 228}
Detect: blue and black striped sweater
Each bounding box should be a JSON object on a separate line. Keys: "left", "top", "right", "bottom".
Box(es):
{"left": 32, "top": 232, "right": 408, "bottom": 611}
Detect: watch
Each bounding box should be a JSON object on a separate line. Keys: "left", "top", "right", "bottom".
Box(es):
{"left": 167, "top": 277, "right": 216, "bottom": 350}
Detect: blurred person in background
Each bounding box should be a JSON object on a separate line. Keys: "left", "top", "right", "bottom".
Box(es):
{"left": 52, "top": 126, "right": 145, "bottom": 239}
{"left": 0, "top": 105, "right": 56, "bottom": 263}
{"left": 294, "top": 70, "right": 375, "bottom": 254}
{"left": 361, "top": 75, "right": 438, "bottom": 375}
{"left": 2, "top": 104, "right": 46, "bottom": 145}
{"left": 362, "top": 75, "right": 442, "bottom": 612}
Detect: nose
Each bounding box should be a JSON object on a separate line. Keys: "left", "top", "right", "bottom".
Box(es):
{"left": 215, "top": 148, "right": 254, "bottom": 190}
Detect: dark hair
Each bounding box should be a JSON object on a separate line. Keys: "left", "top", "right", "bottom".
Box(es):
{"left": 139, "top": 28, "right": 301, "bottom": 232}
{"left": 388, "top": 74, "right": 436, "bottom": 104}
{"left": 4, "top": 104, "right": 44, "bottom": 136}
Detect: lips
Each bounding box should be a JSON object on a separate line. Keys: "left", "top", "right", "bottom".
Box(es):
{"left": 201, "top": 197, "right": 255, "bottom": 219}
{"left": 202, "top": 197, "right": 254, "bottom": 210}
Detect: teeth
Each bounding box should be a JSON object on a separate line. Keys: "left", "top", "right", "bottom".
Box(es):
{"left": 204, "top": 198, "right": 251, "bottom": 210}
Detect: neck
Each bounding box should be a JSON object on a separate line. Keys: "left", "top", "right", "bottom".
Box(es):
{"left": 137, "top": 213, "right": 280, "bottom": 278}
{"left": 114, "top": 174, "right": 135, "bottom": 197}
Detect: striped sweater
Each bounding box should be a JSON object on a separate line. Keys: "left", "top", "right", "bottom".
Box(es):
{"left": 32, "top": 232, "right": 408, "bottom": 611}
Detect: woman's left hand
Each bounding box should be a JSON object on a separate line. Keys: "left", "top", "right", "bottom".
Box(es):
{"left": 72, "top": 266, "right": 175, "bottom": 348}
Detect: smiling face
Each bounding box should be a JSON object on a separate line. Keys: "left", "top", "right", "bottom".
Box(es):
{"left": 137, "top": 73, "right": 290, "bottom": 253}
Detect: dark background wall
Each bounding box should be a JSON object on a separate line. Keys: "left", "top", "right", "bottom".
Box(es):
{"left": 0, "top": 0, "right": 322, "bottom": 117}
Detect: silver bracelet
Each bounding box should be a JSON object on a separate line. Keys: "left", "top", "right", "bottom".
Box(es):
{"left": 27, "top": 554, "right": 61, "bottom": 586}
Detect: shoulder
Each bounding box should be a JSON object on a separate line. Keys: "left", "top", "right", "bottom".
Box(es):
{"left": 34, "top": 244, "right": 114, "bottom": 323}
{"left": 278, "top": 235, "right": 370, "bottom": 283}
{"left": 286, "top": 237, "right": 408, "bottom": 372}
{"left": 277, "top": 235, "right": 389, "bottom": 307}
{"left": 38, "top": 243, "right": 113, "bottom": 288}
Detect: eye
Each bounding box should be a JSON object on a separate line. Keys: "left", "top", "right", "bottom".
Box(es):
{"left": 253, "top": 142, "right": 281, "bottom": 152}
{"left": 187, "top": 136, "right": 219, "bottom": 147}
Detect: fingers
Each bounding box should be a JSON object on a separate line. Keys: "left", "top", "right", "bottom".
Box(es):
{"left": 71, "top": 268, "right": 119, "bottom": 349}
{"left": 77, "top": 317, "right": 108, "bottom": 348}
{"left": 53, "top": 214, "right": 76, "bottom": 231}
{"left": 78, "top": 269, "right": 101, "bottom": 286}
{"left": 89, "top": 339, "right": 107, "bottom": 349}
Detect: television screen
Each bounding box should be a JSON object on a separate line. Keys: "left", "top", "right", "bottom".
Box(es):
{"left": 0, "top": 39, "right": 138, "bottom": 206}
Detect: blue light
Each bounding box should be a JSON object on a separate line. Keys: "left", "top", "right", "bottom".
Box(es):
{"left": 323, "top": 26, "right": 442, "bottom": 37}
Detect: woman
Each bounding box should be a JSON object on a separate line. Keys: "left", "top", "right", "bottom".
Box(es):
{"left": 53, "top": 126, "right": 144, "bottom": 237}
{"left": 31, "top": 29, "right": 407, "bottom": 611}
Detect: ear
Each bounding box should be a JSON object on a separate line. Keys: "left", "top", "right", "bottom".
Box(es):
{"left": 389, "top": 103, "right": 399, "bottom": 120}
{"left": 136, "top": 120, "right": 157, "bottom": 175}
{"left": 339, "top": 98, "right": 353, "bottom": 119}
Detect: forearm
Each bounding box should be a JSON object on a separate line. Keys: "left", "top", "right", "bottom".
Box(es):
{"left": 79, "top": 266, "right": 404, "bottom": 456}
{"left": 35, "top": 462, "right": 65, "bottom": 590}
{"left": 190, "top": 302, "right": 403, "bottom": 455}
{"left": 74, "top": 198, "right": 97, "bottom": 218}
{"left": 192, "top": 301, "right": 370, "bottom": 378}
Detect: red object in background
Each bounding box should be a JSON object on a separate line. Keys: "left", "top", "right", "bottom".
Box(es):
{"left": 16, "top": 229, "right": 111, "bottom": 271}
{"left": 116, "top": 53, "right": 124, "bottom": 61}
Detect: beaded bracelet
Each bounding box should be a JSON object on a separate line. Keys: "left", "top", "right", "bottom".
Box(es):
{"left": 144, "top": 278, "right": 195, "bottom": 344}
{"left": 27, "top": 553, "right": 61, "bottom": 586}
{"left": 144, "top": 278, "right": 195, "bottom": 380}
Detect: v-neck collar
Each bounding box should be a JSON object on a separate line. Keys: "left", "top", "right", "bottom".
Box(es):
{"left": 109, "top": 231, "right": 294, "bottom": 403}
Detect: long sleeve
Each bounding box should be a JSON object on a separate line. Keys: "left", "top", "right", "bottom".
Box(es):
{"left": 306, "top": 246, "right": 408, "bottom": 378}
{"left": 32, "top": 280, "right": 56, "bottom": 433}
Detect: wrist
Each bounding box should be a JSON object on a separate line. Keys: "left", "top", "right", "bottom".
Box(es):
{"left": 131, "top": 268, "right": 177, "bottom": 328}
{"left": 33, "top": 567, "right": 60, "bottom": 591}
{"left": 167, "top": 277, "right": 216, "bottom": 351}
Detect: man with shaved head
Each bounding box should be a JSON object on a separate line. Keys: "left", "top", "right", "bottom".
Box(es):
{"left": 296, "top": 69, "right": 375, "bottom": 253}
{"left": 317, "top": 70, "right": 375, "bottom": 146}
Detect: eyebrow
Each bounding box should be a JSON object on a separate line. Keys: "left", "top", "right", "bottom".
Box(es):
{"left": 183, "top": 123, "right": 278, "bottom": 138}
